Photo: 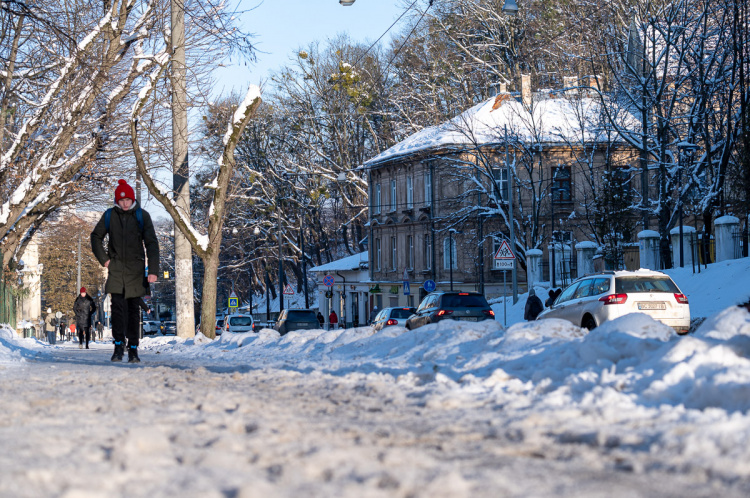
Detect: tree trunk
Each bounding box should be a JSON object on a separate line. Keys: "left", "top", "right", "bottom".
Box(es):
{"left": 200, "top": 249, "right": 220, "bottom": 339}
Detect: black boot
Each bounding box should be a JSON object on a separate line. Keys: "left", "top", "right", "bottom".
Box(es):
{"left": 127, "top": 345, "right": 140, "bottom": 363}
{"left": 111, "top": 341, "right": 124, "bottom": 362}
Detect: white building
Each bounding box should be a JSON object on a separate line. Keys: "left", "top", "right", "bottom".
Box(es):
{"left": 309, "top": 252, "right": 370, "bottom": 328}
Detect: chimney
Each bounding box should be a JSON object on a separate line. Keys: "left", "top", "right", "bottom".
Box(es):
{"left": 521, "top": 73, "right": 531, "bottom": 107}
{"left": 563, "top": 76, "right": 578, "bottom": 95}
{"left": 498, "top": 82, "right": 507, "bottom": 94}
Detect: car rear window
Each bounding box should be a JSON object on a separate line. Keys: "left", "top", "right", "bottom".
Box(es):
{"left": 390, "top": 308, "right": 415, "bottom": 319}
{"left": 287, "top": 311, "right": 317, "bottom": 321}
{"left": 615, "top": 277, "right": 679, "bottom": 293}
{"left": 229, "top": 316, "right": 253, "bottom": 326}
{"left": 216, "top": 320, "right": 224, "bottom": 327}
{"left": 441, "top": 295, "right": 489, "bottom": 308}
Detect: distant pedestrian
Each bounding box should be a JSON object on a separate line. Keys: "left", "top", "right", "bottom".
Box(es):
{"left": 44, "top": 308, "right": 56, "bottom": 344}
{"left": 91, "top": 179, "right": 159, "bottom": 363}
{"left": 329, "top": 310, "right": 338, "bottom": 330}
{"left": 68, "top": 322, "right": 75, "bottom": 342}
{"left": 58, "top": 321, "right": 65, "bottom": 342}
{"left": 96, "top": 321, "right": 104, "bottom": 341}
{"left": 317, "top": 311, "right": 324, "bottom": 328}
{"left": 369, "top": 306, "right": 379, "bottom": 325}
{"left": 74, "top": 287, "right": 97, "bottom": 349}
{"left": 545, "top": 289, "right": 556, "bottom": 308}
{"left": 524, "top": 289, "right": 544, "bottom": 321}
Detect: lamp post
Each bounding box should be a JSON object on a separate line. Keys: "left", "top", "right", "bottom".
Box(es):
{"left": 340, "top": 0, "right": 356, "bottom": 5}
{"left": 448, "top": 229, "right": 459, "bottom": 291}
{"left": 676, "top": 142, "right": 699, "bottom": 268}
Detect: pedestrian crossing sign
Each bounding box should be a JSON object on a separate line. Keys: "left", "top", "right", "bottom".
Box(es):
{"left": 228, "top": 291, "right": 239, "bottom": 308}
{"left": 494, "top": 240, "right": 515, "bottom": 260}
{"left": 283, "top": 284, "right": 295, "bottom": 295}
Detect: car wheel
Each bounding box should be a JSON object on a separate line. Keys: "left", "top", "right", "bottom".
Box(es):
{"left": 582, "top": 315, "right": 597, "bottom": 330}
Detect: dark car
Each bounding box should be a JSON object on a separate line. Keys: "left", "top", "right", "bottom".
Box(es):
{"left": 274, "top": 309, "right": 320, "bottom": 335}
{"left": 372, "top": 307, "right": 417, "bottom": 331}
{"left": 163, "top": 321, "right": 177, "bottom": 335}
{"left": 405, "top": 291, "right": 495, "bottom": 330}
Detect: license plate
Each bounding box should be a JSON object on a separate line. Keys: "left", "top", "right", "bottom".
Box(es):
{"left": 459, "top": 317, "right": 478, "bottom": 322}
{"left": 638, "top": 302, "right": 666, "bottom": 310}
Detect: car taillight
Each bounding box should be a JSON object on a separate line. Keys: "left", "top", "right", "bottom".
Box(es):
{"left": 436, "top": 310, "right": 453, "bottom": 316}
{"left": 386, "top": 319, "right": 398, "bottom": 326}
{"left": 599, "top": 293, "right": 628, "bottom": 305}
{"left": 674, "top": 293, "right": 689, "bottom": 304}
{"left": 483, "top": 309, "right": 495, "bottom": 317}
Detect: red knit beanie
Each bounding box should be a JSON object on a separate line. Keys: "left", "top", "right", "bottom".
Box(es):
{"left": 114, "top": 179, "right": 135, "bottom": 202}
{"left": 80, "top": 287, "right": 86, "bottom": 294}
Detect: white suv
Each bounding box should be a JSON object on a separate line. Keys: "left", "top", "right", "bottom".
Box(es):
{"left": 537, "top": 269, "right": 690, "bottom": 333}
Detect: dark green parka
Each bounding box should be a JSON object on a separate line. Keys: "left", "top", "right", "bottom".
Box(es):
{"left": 90, "top": 201, "right": 160, "bottom": 299}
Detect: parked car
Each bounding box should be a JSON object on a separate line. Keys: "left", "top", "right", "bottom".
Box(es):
{"left": 274, "top": 309, "right": 319, "bottom": 335}
{"left": 163, "top": 321, "right": 177, "bottom": 335}
{"left": 372, "top": 307, "right": 416, "bottom": 331}
{"left": 405, "top": 291, "right": 495, "bottom": 330}
{"left": 142, "top": 320, "right": 162, "bottom": 335}
{"left": 537, "top": 269, "right": 690, "bottom": 333}
{"left": 214, "top": 316, "right": 225, "bottom": 336}
{"left": 223, "top": 314, "right": 255, "bottom": 333}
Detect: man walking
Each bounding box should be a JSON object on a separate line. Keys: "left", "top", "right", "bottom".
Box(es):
{"left": 91, "top": 179, "right": 159, "bottom": 363}
{"left": 73, "top": 287, "right": 97, "bottom": 349}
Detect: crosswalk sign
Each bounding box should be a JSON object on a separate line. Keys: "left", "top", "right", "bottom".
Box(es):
{"left": 228, "top": 291, "right": 239, "bottom": 308}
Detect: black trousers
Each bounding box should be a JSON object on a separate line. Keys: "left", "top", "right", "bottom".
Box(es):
{"left": 111, "top": 294, "right": 141, "bottom": 347}
{"left": 77, "top": 326, "right": 91, "bottom": 346}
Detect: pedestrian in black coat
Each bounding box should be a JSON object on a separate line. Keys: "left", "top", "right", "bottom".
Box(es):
{"left": 545, "top": 289, "right": 557, "bottom": 307}
{"left": 73, "top": 287, "right": 97, "bottom": 349}
{"left": 524, "top": 288, "right": 544, "bottom": 321}
{"left": 91, "top": 179, "right": 160, "bottom": 363}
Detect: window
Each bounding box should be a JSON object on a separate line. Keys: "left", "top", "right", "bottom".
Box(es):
{"left": 572, "top": 279, "right": 594, "bottom": 299}
{"left": 407, "top": 235, "right": 414, "bottom": 269}
{"left": 423, "top": 235, "right": 432, "bottom": 270}
{"left": 443, "top": 237, "right": 457, "bottom": 270}
{"left": 592, "top": 278, "right": 611, "bottom": 296}
{"left": 491, "top": 165, "right": 510, "bottom": 202}
{"left": 390, "top": 236, "right": 397, "bottom": 271}
{"left": 375, "top": 238, "right": 381, "bottom": 271}
{"left": 551, "top": 166, "right": 572, "bottom": 202}
{"left": 406, "top": 176, "right": 414, "bottom": 209}
{"left": 424, "top": 170, "right": 432, "bottom": 205}
{"left": 556, "top": 282, "right": 580, "bottom": 304}
{"left": 390, "top": 180, "right": 397, "bottom": 211}
{"left": 374, "top": 184, "right": 381, "bottom": 214}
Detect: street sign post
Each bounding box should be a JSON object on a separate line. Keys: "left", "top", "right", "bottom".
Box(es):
{"left": 283, "top": 284, "right": 295, "bottom": 295}
{"left": 228, "top": 291, "right": 239, "bottom": 310}
{"left": 494, "top": 240, "right": 516, "bottom": 326}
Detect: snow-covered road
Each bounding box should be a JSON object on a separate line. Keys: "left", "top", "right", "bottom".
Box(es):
{"left": 2, "top": 332, "right": 750, "bottom": 498}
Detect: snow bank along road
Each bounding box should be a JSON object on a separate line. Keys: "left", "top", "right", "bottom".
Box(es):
{"left": 3, "top": 305, "right": 750, "bottom": 497}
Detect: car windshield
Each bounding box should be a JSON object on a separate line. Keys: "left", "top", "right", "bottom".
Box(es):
{"left": 216, "top": 320, "right": 224, "bottom": 327}
{"left": 390, "top": 308, "right": 415, "bottom": 319}
{"left": 229, "top": 316, "right": 253, "bottom": 326}
{"left": 615, "top": 277, "right": 679, "bottom": 293}
{"left": 287, "top": 310, "right": 317, "bottom": 321}
{"left": 441, "top": 295, "right": 488, "bottom": 308}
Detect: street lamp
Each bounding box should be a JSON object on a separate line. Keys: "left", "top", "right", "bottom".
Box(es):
{"left": 340, "top": 0, "right": 355, "bottom": 5}
{"left": 676, "top": 142, "right": 700, "bottom": 268}
{"left": 502, "top": 0, "right": 519, "bottom": 16}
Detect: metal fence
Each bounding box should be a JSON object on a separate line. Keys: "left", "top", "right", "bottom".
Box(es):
{"left": 732, "top": 228, "right": 747, "bottom": 260}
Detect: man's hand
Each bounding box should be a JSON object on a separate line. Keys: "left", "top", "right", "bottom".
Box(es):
{"left": 104, "top": 260, "right": 110, "bottom": 268}
{"left": 147, "top": 274, "right": 157, "bottom": 283}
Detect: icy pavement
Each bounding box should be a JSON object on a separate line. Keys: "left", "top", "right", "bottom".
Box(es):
{"left": 2, "top": 304, "right": 750, "bottom": 497}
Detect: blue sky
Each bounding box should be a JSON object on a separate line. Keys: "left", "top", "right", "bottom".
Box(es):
{"left": 213, "top": 0, "right": 410, "bottom": 95}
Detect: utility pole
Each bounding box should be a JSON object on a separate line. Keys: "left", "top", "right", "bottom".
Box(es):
{"left": 171, "top": 0, "right": 195, "bottom": 337}
{"left": 76, "top": 232, "right": 81, "bottom": 291}
{"left": 505, "top": 126, "right": 518, "bottom": 304}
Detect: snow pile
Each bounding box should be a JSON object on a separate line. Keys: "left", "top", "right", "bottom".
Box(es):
{"left": 0, "top": 324, "right": 27, "bottom": 365}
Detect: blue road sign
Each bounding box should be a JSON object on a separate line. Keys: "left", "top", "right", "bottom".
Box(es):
{"left": 403, "top": 281, "right": 410, "bottom": 295}
{"left": 228, "top": 297, "right": 239, "bottom": 308}
{"left": 323, "top": 275, "right": 335, "bottom": 287}
{"left": 423, "top": 279, "right": 436, "bottom": 292}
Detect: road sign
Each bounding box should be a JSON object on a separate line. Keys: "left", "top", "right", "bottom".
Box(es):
{"left": 228, "top": 291, "right": 239, "bottom": 308}
{"left": 494, "top": 240, "right": 516, "bottom": 260}
{"left": 55, "top": 311, "right": 62, "bottom": 319}
{"left": 403, "top": 281, "right": 410, "bottom": 295}
{"left": 423, "top": 279, "right": 436, "bottom": 292}
{"left": 283, "top": 283, "right": 295, "bottom": 295}
{"left": 323, "top": 275, "right": 335, "bottom": 287}
{"left": 495, "top": 259, "right": 515, "bottom": 270}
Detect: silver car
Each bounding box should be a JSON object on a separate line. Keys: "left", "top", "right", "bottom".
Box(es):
{"left": 223, "top": 314, "right": 255, "bottom": 333}
{"left": 372, "top": 307, "right": 416, "bottom": 331}
{"left": 537, "top": 270, "right": 690, "bottom": 333}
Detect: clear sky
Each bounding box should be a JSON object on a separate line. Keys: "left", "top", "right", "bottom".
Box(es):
{"left": 213, "top": 0, "right": 409, "bottom": 95}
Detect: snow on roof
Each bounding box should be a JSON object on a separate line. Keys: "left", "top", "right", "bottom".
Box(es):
{"left": 365, "top": 93, "right": 638, "bottom": 167}
{"left": 309, "top": 252, "right": 368, "bottom": 273}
